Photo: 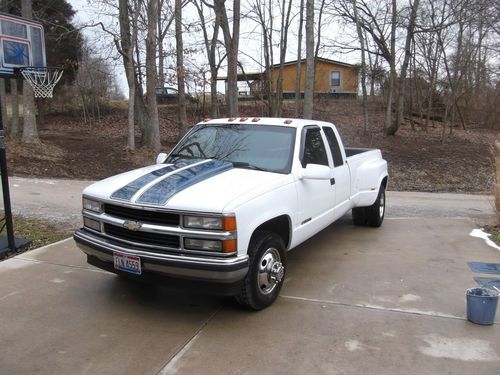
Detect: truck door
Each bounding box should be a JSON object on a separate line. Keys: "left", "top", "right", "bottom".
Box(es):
{"left": 296, "top": 126, "right": 336, "bottom": 232}
{"left": 323, "top": 126, "right": 350, "bottom": 212}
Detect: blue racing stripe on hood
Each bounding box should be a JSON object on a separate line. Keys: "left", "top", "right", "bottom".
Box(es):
{"left": 110, "top": 160, "right": 197, "bottom": 201}
{"left": 136, "top": 160, "right": 233, "bottom": 205}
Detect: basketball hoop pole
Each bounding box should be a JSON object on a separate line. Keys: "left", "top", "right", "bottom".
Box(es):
{"left": 0, "top": 96, "right": 16, "bottom": 253}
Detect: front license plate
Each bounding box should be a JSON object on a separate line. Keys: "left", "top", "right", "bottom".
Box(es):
{"left": 113, "top": 252, "right": 142, "bottom": 275}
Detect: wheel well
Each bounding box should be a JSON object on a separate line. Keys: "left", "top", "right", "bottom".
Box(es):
{"left": 252, "top": 215, "right": 291, "bottom": 249}
{"left": 381, "top": 176, "right": 388, "bottom": 189}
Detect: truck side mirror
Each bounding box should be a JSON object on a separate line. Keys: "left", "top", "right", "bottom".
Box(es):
{"left": 301, "top": 164, "right": 331, "bottom": 180}
{"left": 156, "top": 153, "right": 168, "bottom": 164}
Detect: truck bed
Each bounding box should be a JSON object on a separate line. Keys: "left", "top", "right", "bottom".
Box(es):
{"left": 344, "top": 147, "right": 376, "bottom": 158}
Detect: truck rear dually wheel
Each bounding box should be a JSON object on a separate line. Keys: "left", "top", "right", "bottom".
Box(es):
{"left": 352, "top": 184, "right": 386, "bottom": 227}
{"left": 235, "top": 231, "right": 287, "bottom": 310}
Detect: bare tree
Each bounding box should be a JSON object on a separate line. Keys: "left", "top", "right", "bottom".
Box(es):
{"left": 175, "top": 0, "right": 187, "bottom": 135}
{"left": 275, "top": 0, "right": 294, "bottom": 116}
{"left": 117, "top": 0, "right": 139, "bottom": 150}
{"left": 144, "top": 0, "right": 161, "bottom": 151}
{"left": 193, "top": 0, "right": 222, "bottom": 118}
{"left": 352, "top": 0, "right": 369, "bottom": 135}
{"left": 304, "top": 0, "right": 315, "bottom": 119}
{"left": 215, "top": 0, "right": 240, "bottom": 117}
{"left": 21, "top": 0, "right": 39, "bottom": 144}
{"left": 388, "top": 0, "right": 421, "bottom": 135}
{"left": 294, "top": 0, "right": 305, "bottom": 117}
{"left": 10, "top": 80, "right": 19, "bottom": 137}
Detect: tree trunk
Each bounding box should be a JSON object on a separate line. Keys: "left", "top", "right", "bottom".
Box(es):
{"left": 175, "top": 0, "right": 188, "bottom": 137}
{"left": 352, "top": 0, "right": 369, "bottom": 135}
{"left": 10, "top": 79, "right": 19, "bottom": 137}
{"left": 294, "top": 0, "right": 305, "bottom": 117}
{"left": 157, "top": 0, "right": 165, "bottom": 87}
{"left": 118, "top": 0, "right": 136, "bottom": 150}
{"left": 0, "top": 79, "right": 8, "bottom": 133}
{"left": 314, "top": 0, "right": 326, "bottom": 58}
{"left": 21, "top": 0, "right": 39, "bottom": 144}
{"left": 495, "top": 140, "right": 500, "bottom": 212}
{"left": 303, "top": 0, "right": 314, "bottom": 119}
{"left": 388, "top": 0, "right": 420, "bottom": 136}
{"left": 383, "top": 0, "right": 397, "bottom": 134}
{"left": 144, "top": 0, "right": 161, "bottom": 152}
{"left": 276, "top": 0, "right": 293, "bottom": 117}
{"left": 216, "top": 0, "right": 240, "bottom": 117}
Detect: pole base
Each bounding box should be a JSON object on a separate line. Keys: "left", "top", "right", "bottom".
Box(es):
{"left": 0, "top": 236, "right": 30, "bottom": 260}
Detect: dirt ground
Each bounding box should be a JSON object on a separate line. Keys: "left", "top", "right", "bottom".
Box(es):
{"left": 5, "top": 99, "right": 498, "bottom": 193}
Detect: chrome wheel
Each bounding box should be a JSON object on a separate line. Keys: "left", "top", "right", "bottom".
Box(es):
{"left": 257, "top": 247, "right": 284, "bottom": 295}
{"left": 379, "top": 191, "right": 385, "bottom": 217}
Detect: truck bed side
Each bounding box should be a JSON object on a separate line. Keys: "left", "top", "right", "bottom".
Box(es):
{"left": 346, "top": 148, "right": 388, "bottom": 207}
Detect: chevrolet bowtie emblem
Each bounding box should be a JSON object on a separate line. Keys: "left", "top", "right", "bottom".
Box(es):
{"left": 123, "top": 220, "right": 142, "bottom": 231}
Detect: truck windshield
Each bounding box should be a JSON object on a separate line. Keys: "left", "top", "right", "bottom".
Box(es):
{"left": 166, "top": 124, "right": 296, "bottom": 174}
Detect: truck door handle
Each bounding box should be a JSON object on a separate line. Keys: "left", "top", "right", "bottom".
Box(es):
{"left": 330, "top": 178, "right": 335, "bottom": 185}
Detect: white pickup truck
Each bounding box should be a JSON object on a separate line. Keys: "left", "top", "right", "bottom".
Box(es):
{"left": 74, "top": 118, "right": 388, "bottom": 309}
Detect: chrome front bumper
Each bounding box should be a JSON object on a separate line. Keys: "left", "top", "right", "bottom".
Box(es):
{"left": 74, "top": 229, "right": 249, "bottom": 284}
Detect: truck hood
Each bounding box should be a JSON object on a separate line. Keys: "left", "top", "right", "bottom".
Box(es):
{"left": 83, "top": 160, "right": 292, "bottom": 213}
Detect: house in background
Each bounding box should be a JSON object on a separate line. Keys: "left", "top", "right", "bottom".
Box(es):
{"left": 266, "top": 57, "right": 359, "bottom": 98}
{"left": 218, "top": 57, "right": 359, "bottom": 100}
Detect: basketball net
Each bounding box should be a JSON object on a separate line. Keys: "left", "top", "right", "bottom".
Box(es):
{"left": 20, "top": 67, "right": 64, "bottom": 98}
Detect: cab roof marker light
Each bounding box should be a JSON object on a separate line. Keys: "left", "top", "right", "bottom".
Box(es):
{"left": 228, "top": 117, "right": 236, "bottom": 122}
{"left": 239, "top": 117, "right": 248, "bottom": 121}
{"left": 203, "top": 117, "right": 211, "bottom": 122}
{"left": 284, "top": 119, "right": 293, "bottom": 124}
{"left": 251, "top": 118, "right": 260, "bottom": 122}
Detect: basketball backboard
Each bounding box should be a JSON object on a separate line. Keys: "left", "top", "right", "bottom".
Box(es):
{"left": 0, "top": 12, "right": 45, "bottom": 77}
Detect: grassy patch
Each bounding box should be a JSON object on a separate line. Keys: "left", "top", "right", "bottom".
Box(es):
{"left": 484, "top": 226, "right": 500, "bottom": 246}
{"left": 1, "top": 215, "right": 69, "bottom": 254}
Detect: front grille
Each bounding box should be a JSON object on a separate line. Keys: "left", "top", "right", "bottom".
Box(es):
{"left": 104, "top": 204, "right": 180, "bottom": 226}
{"left": 104, "top": 223, "right": 180, "bottom": 249}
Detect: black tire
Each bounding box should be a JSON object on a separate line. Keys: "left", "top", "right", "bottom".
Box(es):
{"left": 235, "top": 231, "right": 287, "bottom": 310}
{"left": 366, "top": 185, "right": 386, "bottom": 227}
{"left": 352, "top": 206, "right": 367, "bottom": 226}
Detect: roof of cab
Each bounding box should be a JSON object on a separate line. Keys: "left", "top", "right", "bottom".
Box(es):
{"left": 198, "top": 117, "right": 334, "bottom": 128}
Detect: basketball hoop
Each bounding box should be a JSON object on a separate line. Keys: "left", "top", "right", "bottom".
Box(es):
{"left": 19, "top": 66, "right": 64, "bottom": 98}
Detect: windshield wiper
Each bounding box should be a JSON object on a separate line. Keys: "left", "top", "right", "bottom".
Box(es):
{"left": 230, "top": 161, "right": 269, "bottom": 172}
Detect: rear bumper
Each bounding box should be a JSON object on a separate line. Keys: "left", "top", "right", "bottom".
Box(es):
{"left": 74, "top": 229, "right": 249, "bottom": 291}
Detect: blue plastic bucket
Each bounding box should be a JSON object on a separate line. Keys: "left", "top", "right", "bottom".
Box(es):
{"left": 466, "top": 287, "right": 499, "bottom": 325}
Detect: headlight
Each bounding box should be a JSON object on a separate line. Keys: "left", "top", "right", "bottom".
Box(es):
{"left": 184, "top": 215, "right": 223, "bottom": 230}
{"left": 183, "top": 215, "right": 236, "bottom": 231}
{"left": 184, "top": 238, "right": 222, "bottom": 251}
{"left": 83, "top": 198, "right": 102, "bottom": 213}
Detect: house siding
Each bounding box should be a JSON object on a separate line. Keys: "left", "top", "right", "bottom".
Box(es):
{"left": 271, "top": 60, "right": 358, "bottom": 94}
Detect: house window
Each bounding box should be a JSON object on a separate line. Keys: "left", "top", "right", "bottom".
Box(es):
{"left": 330, "top": 71, "right": 341, "bottom": 87}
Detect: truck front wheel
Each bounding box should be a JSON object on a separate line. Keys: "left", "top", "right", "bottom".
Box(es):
{"left": 235, "top": 231, "right": 287, "bottom": 310}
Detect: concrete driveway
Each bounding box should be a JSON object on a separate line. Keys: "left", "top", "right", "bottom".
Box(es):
{"left": 0, "top": 179, "right": 499, "bottom": 374}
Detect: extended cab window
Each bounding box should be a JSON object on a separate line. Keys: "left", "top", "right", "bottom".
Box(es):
{"left": 302, "top": 127, "right": 329, "bottom": 167}
{"left": 323, "top": 127, "right": 344, "bottom": 167}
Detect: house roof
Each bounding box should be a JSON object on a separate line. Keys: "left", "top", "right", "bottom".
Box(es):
{"left": 271, "top": 57, "right": 357, "bottom": 69}
{"left": 217, "top": 57, "right": 357, "bottom": 81}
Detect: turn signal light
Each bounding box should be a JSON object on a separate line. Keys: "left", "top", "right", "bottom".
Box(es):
{"left": 223, "top": 216, "right": 237, "bottom": 231}
{"left": 222, "top": 239, "right": 237, "bottom": 253}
